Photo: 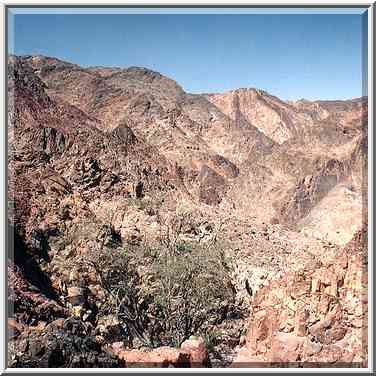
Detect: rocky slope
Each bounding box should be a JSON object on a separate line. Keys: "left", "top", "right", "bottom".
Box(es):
{"left": 232, "top": 223, "right": 368, "bottom": 367}
{"left": 7, "top": 55, "right": 368, "bottom": 368}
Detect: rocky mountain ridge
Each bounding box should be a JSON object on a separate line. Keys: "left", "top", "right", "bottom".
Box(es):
{"left": 8, "top": 55, "right": 368, "bottom": 368}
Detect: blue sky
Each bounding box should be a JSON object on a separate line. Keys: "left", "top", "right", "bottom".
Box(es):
{"left": 8, "top": 9, "right": 368, "bottom": 100}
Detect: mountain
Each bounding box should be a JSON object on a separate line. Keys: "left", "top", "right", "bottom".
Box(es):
{"left": 15, "top": 55, "right": 367, "bottom": 243}
{"left": 7, "top": 55, "right": 368, "bottom": 368}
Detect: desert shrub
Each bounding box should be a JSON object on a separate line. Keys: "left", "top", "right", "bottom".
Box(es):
{"left": 202, "top": 330, "right": 221, "bottom": 354}
{"left": 126, "top": 191, "right": 165, "bottom": 215}
{"left": 146, "top": 234, "right": 234, "bottom": 347}
{"left": 59, "top": 211, "right": 234, "bottom": 349}
{"left": 126, "top": 212, "right": 234, "bottom": 347}
{"left": 87, "top": 231, "right": 153, "bottom": 347}
{"left": 92, "top": 238, "right": 233, "bottom": 348}
{"left": 175, "top": 241, "right": 193, "bottom": 254}
{"left": 127, "top": 197, "right": 147, "bottom": 210}
{"left": 119, "top": 248, "right": 128, "bottom": 258}
{"left": 49, "top": 216, "right": 152, "bottom": 347}
{"left": 175, "top": 198, "right": 196, "bottom": 216}
{"left": 142, "top": 245, "right": 159, "bottom": 259}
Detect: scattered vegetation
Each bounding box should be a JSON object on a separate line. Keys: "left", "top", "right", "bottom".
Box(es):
{"left": 127, "top": 197, "right": 148, "bottom": 210}
{"left": 202, "top": 330, "right": 221, "bottom": 354}
{"left": 76, "top": 212, "right": 235, "bottom": 349}
{"left": 150, "top": 241, "right": 233, "bottom": 347}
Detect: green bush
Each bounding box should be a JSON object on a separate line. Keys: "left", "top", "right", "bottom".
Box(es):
{"left": 119, "top": 248, "right": 128, "bottom": 258}
{"left": 149, "top": 241, "right": 234, "bottom": 347}
{"left": 202, "top": 330, "right": 221, "bottom": 354}
{"left": 127, "top": 197, "right": 147, "bottom": 210}
{"left": 63, "top": 214, "right": 234, "bottom": 349}
{"left": 175, "top": 241, "right": 193, "bottom": 254}
{"left": 88, "top": 241, "right": 153, "bottom": 347}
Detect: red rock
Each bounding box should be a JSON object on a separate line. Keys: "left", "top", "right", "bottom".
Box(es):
{"left": 110, "top": 341, "right": 126, "bottom": 355}
{"left": 33, "top": 321, "right": 47, "bottom": 333}
{"left": 294, "top": 307, "right": 307, "bottom": 337}
{"left": 312, "top": 345, "right": 342, "bottom": 364}
{"left": 329, "top": 324, "right": 347, "bottom": 342}
{"left": 117, "top": 347, "right": 191, "bottom": 368}
{"left": 246, "top": 308, "right": 279, "bottom": 353}
{"left": 270, "top": 332, "right": 305, "bottom": 362}
{"left": 180, "top": 337, "right": 210, "bottom": 367}
{"left": 340, "top": 350, "right": 355, "bottom": 363}
{"left": 7, "top": 55, "right": 368, "bottom": 369}
{"left": 8, "top": 318, "right": 27, "bottom": 333}
{"left": 117, "top": 350, "right": 165, "bottom": 367}
{"left": 154, "top": 347, "right": 190, "bottom": 367}
{"left": 66, "top": 286, "right": 86, "bottom": 306}
{"left": 303, "top": 339, "right": 323, "bottom": 357}
{"left": 231, "top": 347, "right": 267, "bottom": 367}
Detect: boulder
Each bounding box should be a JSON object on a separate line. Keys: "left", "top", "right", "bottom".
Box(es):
{"left": 115, "top": 348, "right": 190, "bottom": 368}
{"left": 96, "top": 315, "right": 123, "bottom": 342}
{"left": 109, "top": 337, "right": 210, "bottom": 368}
{"left": 66, "top": 286, "right": 86, "bottom": 306}
{"left": 181, "top": 336, "right": 210, "bottom": 367}
{"left": 269, "top": 332, "right": 305, "bottom": 363}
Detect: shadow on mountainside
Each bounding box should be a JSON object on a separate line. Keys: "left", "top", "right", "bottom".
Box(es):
{"left": 8, "top": 223, "right": 60, "bottom": 302}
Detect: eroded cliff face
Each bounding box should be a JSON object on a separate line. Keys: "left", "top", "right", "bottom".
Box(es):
{"left": 205, "top": 88, "right": 316, "bottom": 144}
{"left": 8, "top": 55, "right": 368, "bottom": 368}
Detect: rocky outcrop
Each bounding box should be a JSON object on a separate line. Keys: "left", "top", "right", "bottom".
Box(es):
{"left": 108, "top": 337, "right": 210, "bottom": 368}
{"left": 231, "top": 225, "right": 368, "bottom": 367}
{"left": 276, "top": 158, "right": 350, "bottom": 226}
{"left": 198, "top": 165, "right": 227, "bottom": 205}
{"left": 205, "top": 88, "right": 317, "bottom": 144}
{"left": 9, "top": 317, "right": 119, "bottom": 368}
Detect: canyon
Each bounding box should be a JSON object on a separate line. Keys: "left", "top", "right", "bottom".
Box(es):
{"left": 7, "top": 55, "right": 368, "bottom": 368}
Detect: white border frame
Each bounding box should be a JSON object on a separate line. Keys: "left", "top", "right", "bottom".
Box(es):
{"left": 0, "top": 1, "right": 373, "bottom": 373}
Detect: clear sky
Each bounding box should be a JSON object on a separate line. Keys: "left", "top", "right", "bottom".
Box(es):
{"left": 8, "top": 9, "right": 368, "bottom": 101}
